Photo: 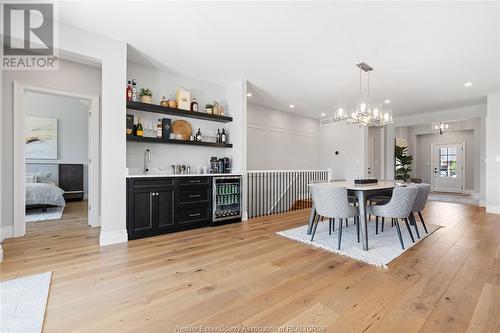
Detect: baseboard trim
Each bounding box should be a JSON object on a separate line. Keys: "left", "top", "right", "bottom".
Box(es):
{"left": 242, "top": 211, "right": 248, "bottom": 221}
{"left": 479, "top": 200, "right": 486, "bottom": 207}
{"left": 99, "top": 229, "right": 128, "bottom": 246}
{"left": 0, "top": 245, "right": 3, "bottom": 262}
{"left": 486, "top": 205, "right": 500, "bottom": 214}
{"left": 1, "top": 226, "right": 14, "bottom": 241}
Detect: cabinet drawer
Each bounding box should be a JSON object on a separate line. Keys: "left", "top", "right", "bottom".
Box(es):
{"left": 133, "top": 178, "right": 174, "bottom": 188}
{"left": 179, "top": 188, "right": 209, "bottom": 203}
{"left": 178, "top": 177, "right": 210, "bottom": 187}
{"left": 178, "top": 203, "right": 210, "bottom": 223}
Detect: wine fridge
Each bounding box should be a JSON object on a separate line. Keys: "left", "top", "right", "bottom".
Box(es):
{"left": 212, "top": 176, "right": 242, "bottom": 223}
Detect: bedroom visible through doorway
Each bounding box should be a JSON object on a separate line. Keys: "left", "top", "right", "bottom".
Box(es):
{"left": 13, "top": 83, "right": 100, "bottom": 238}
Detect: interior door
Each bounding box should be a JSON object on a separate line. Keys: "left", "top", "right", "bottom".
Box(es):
{"left": 432, "top": 143, "right": 464, "bottom": 193}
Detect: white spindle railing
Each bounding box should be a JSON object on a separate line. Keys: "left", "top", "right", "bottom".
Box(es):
{"left": 247, "top": 169, "right": 331, "bottom": 218}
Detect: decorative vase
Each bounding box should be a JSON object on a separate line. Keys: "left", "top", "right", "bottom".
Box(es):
{"left": 140, "top": 95, "right": 152, "bottom": 104}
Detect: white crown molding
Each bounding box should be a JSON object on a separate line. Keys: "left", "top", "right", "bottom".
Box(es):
{"left": 99, "top": 229, "right": 128, "bottom": 246}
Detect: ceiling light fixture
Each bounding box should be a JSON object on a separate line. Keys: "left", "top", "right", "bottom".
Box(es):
{"left": 464, "top": 82, "right": 472, "bottom": 87}
{"left": 433, "top": 122, "right": 451, "bottom": 135}
{"left": 289, "top": 104, "right": 294, "bottom": 108}
{"left": 321, "top": 113, "right": 326, "bottom": 117}
{"left": 328, "top": 63, "right": 393, "bottom": 127}
{"left": 246, "top": 92, "right": 252, "bottom": 97}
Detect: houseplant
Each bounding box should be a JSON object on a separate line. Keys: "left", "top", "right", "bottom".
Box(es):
{"left": 395, "top": 144, "right": 413, "bottom": 183}
{"left": 139, "top": 88, "right": 153, "bottom": 104}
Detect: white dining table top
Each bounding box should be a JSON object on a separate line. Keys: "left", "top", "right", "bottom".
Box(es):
{"left": 309, "top": 180, "right": 403, "bottom": 191}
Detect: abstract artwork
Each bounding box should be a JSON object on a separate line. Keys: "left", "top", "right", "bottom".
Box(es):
{"left": 25, "top": 116, "right": 58, "bottom": 159}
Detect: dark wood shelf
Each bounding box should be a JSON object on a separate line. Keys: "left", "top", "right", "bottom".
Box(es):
{"left": 126, "top": 101, "right": 233, "bottom": 123}
{"left": 127, "top": 135, "right": 233, "bottom": 148}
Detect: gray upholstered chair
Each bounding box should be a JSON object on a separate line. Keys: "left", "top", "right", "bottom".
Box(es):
{"left": 409, "top": 183, "right": 431, "bottom": 238}
{"left": 366, "top": 186, "right": 418, "bottom": 249}
{"left": 310, "top": 184, "right": 360, "bottom": 249}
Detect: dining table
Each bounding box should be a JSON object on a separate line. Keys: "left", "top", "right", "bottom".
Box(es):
{"left": 307, "top": 180, "right": 401, "bottom": 251}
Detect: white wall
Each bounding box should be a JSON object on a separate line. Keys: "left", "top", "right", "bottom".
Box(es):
{"left": 126, "top": 61, "right": 237, "bottom": 172}
{"left": 247, "top": 103, "right": 320, "bottom": 170}
{"left": 25, "top": 91, "right": 90, "bottom": 196}
{"left": 486, "top": 92, "right": 500, "bottom": 213}
{"left": 1, "top": 59, "right": 101, "bottom": 231}
{"left": 319, "top": 122, "right": 367, "bottom": 180}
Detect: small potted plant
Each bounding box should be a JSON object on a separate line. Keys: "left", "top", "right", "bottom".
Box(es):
{"left": 139, "top": 88, "right": 153, "bottom": 104}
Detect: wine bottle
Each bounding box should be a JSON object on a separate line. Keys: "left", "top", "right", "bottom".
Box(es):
{"left": 221, "top": 129, "right": 227, "bottom": 144}
{"left": 156, "top": 119, "right": 162, "bottom": 138}
{"left": 136, "top": 117, "right": 144, "bottom": 137}
{"left": 131, "top": 79, "right": 138, "bottom": 101}
{"left": 216, "top": 129, "right": 221, "bottom": 143}
{"left": 196, "top": 128, "right": 202, "bottom": 142}
{"left": 126, "top": 81, "right": 132, "bottom": 101}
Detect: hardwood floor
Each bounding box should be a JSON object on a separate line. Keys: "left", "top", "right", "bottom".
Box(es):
{"left": 1, "top": 201, "right": 499, "bottom": 332}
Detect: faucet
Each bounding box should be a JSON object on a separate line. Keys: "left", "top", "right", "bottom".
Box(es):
{"left": 144, "top": 148, "right": 151, "bottom": 174}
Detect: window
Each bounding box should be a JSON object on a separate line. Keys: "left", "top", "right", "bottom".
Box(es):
{"left": 439, "top": 147, "right": 457, "bottom": 177}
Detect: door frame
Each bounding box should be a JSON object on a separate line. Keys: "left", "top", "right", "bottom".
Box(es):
{"left": 13, "top": 82, "right": 100, "bottom": 237}
{"left": 430, "top": 142, "right": 465, "bottom": 194}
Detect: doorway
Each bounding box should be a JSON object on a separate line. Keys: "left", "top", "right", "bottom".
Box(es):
{"left": 13, "top": 83, "right": 100, "bottom": 237}
{"left": 431, "top": 143, "right": 465, "bottom": 193}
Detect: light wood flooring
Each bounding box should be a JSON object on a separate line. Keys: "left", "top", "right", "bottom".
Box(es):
{"left": 1, "top": 201, "right": 499, "bottom": 332}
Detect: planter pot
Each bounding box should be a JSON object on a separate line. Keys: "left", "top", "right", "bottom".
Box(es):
{"left": 140, "top": 95, "right": 152, "bottom": 104}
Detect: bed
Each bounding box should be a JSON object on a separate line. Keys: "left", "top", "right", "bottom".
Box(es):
{"left": 25, "top": 168, "right": 66, "bottom": 212}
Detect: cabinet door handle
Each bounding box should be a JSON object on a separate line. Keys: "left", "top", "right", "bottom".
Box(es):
{"left": 189, "top": 194, "right": 201, "bottom": 198}
{"left": 149, "top": 192, "right": 153, "bottom": 227}
{"left": 189, "top": 213, "right": 201, "bottom": 217}
{"left": 189, "top": 180, "right": 201, "bottom": 183}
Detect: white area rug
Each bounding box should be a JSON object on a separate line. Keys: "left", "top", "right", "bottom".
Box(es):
{"left": 428, "top": 193, "right": 479, "bottom": 206}
{"left": 1, "top": 272, "right": 52, "bottom": 333}
{"left": 26, "top": 207, "right": 64, "bottom": 222}
{"left": 277, "top": 219, "right": 441, "bottom": 268}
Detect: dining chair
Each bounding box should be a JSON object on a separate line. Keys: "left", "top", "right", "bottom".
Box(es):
{"left": 409, "top": 183, "right": 431, "bottom": 238}
{"left": 366, "top": 186, "right": 418, "bottom": 249}
{"left": 310, "top": 184, "right": 360, "bottom": 249}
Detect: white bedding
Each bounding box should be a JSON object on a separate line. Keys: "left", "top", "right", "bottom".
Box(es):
{"left": 26, "top": 183, "right": 66, "bottom": 207}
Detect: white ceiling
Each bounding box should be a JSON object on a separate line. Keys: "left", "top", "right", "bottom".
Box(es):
{"left": 57, "top": 1, "right": 500, "bottom": 118}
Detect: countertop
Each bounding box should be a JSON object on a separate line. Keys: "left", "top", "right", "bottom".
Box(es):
{"left": 126, "top": 173, "right": 241, "bottom": 178}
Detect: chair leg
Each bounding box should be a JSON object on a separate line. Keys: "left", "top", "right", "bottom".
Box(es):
{"left": 356, "top": 217, "right": 360, "bottom": 243}
{"left": 345, "top": 218, "right": 348, "bottom": 227}
{"left": 418, "top": 211, "right": 428, "bottom": 233}
{"left": 332, "top": 218, "right": 335, "bottom": 232}
{"left": 410, "top": 213, "right": 420, "bottom": 239}
{"left": 394, "top": 218, "right": 405, "bottom": 249}
{"left": 329, "top": 218, "right": 332, "bottom": 235}
{"left": 338, "top": 218, "right": 343, "bottom": 250}
{"left": 310, "top": 214, "right": 320, "bottom": 241}
{"left": 391, "top": 218, "right": 394, "bottom": 227}
{"left": 375, "top": 216, "right": 379, "bottom": 235}
{"left": 404, "top": 218, "right": 415, "bottom": 243}
{"left": 381, "top": 217, "right": 385, "bottom": 232}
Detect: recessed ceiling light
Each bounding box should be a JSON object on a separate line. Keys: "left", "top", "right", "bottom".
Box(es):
{"left": 289, "top": 104, "right": 294, "bottom": 108}
{"left": 464, "top": 82, "right": 472, "bottom": 87}
{"left": 384, "top": 99, "right": 391, "bottom": 104}
{"left": 321, "top": 113, "right": 326, "bottom": 117}
{"left": 246, "top": 92, "right": 252, "bottom": 97}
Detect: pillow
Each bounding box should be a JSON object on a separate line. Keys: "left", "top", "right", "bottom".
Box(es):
{"left": 25, "top": 173, "right": 37, "bottom": 183}
{"left": 36, "top": 172, "right": 53, "bottom": 184}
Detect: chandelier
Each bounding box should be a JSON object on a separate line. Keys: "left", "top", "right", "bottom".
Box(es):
{"left": 433, "top": 122, "right": 451, "bottom": 135}
{"left": 327, "top": 63, "right": 393, "bottom": 127}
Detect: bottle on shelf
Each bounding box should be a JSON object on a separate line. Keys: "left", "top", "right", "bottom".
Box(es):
{"left": 131, "top": 79, "right": 138, "bottom": 101}
{"left": 196, "top": 128, "right": 202, "bottom": 142}
{"left": 216, "top": 129, "right": 221, "bottom": 143}
{"left": 156, "top": 119, "right": 162, "bottom": 138}
{"left": 221, "top": 129, "right": 227, "bottom": 144}
{"left": 136, "top": 117, "right": 144, "bottom": 137}
{"left": 126, "top": 80, "right": 132, "bottom": 101}
{"left": 190, "top": 98, "right": 198, "bottom": 112}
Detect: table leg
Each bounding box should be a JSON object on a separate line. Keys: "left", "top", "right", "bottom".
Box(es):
{"left": 356, "top": 190, "right": 369, "bottom": 250}
{"left": 307, "top": 203, "right": 316, "bottom": 235}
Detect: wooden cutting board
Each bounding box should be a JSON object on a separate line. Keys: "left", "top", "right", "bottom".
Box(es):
{"left": 171, "top": 120, "right": 192, "bottom": 140}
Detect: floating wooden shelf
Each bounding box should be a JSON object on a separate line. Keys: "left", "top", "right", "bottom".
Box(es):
{"left": 126, "top": 101, "right": 233, "bottom": 123}
{"left": 127, "top": 135, "right": 233, "bottom": 148}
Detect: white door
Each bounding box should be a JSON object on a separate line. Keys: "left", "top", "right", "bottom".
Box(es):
{"left": 432, "top": 143, "right": 464, "bottom": 193}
